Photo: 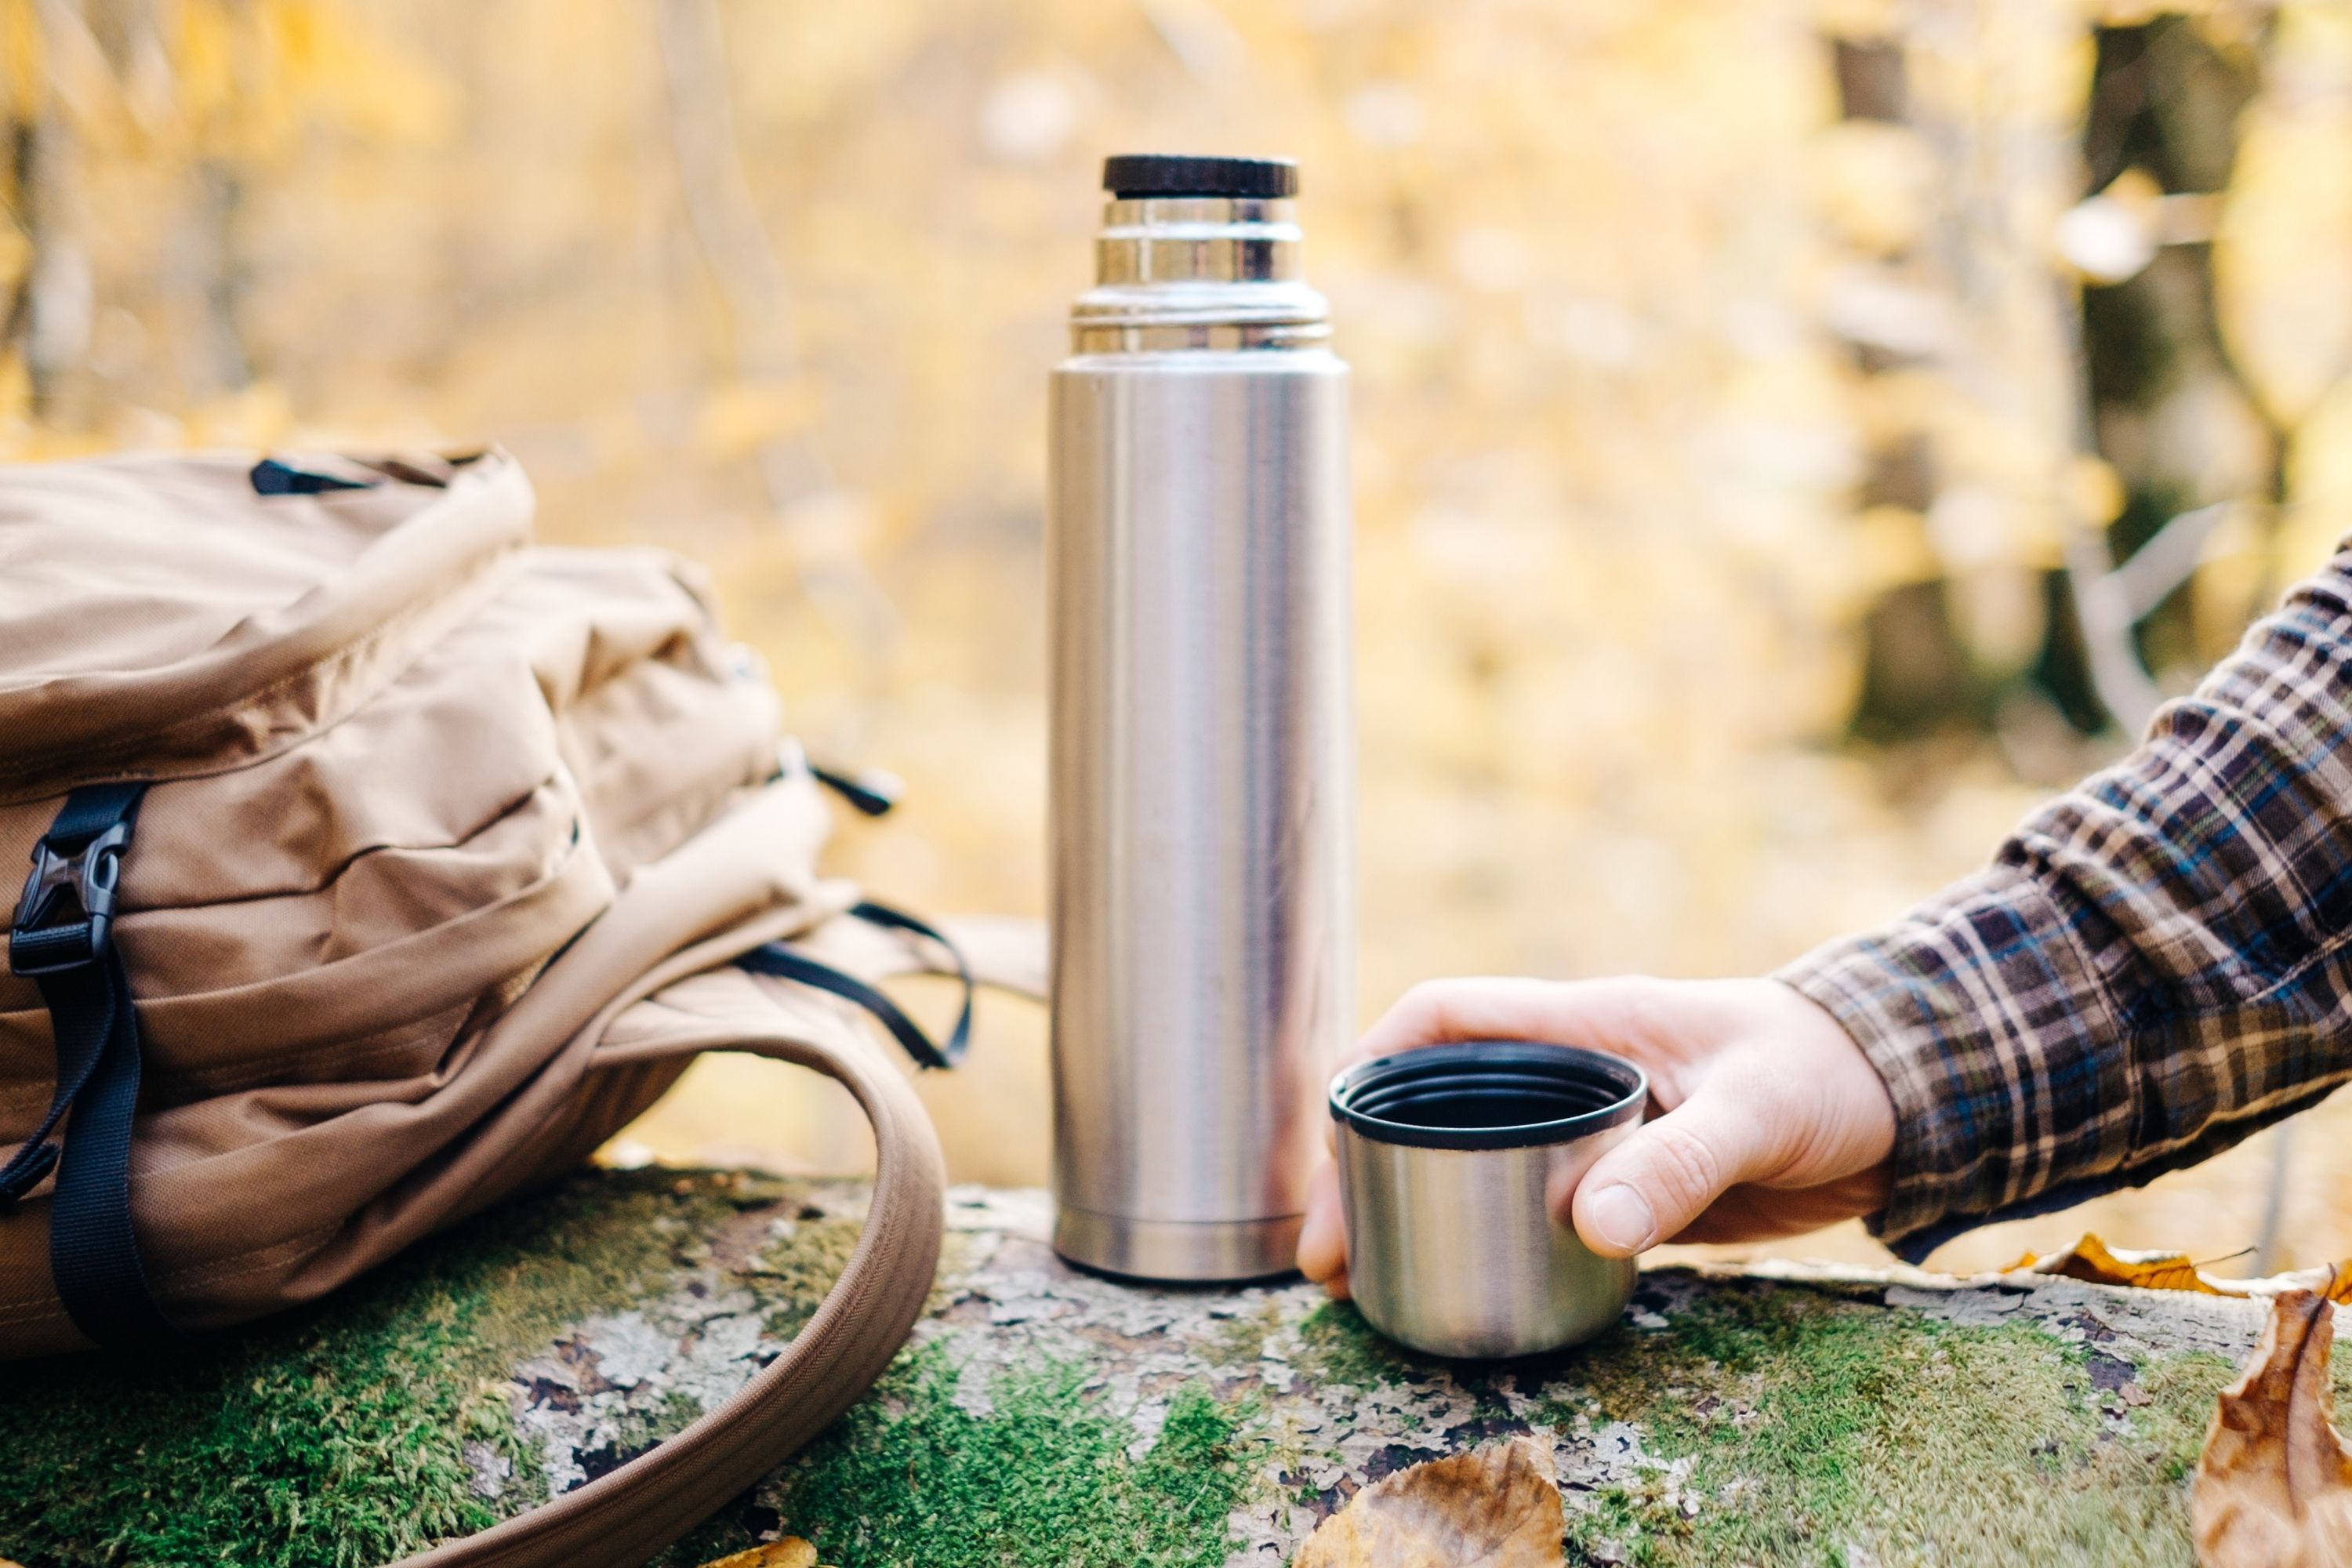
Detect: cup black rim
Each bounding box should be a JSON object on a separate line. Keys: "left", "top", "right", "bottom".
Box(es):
{"left": 1327, "top": 1040, "right": 1649, "bottom": 1151}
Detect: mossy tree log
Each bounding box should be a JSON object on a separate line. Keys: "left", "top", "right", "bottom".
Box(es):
{"left": 0, "top": 1169, "right": 2299, "bottom": 1567}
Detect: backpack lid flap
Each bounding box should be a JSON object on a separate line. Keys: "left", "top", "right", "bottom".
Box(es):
{"left": 0, "top": 450, "right": 532, "bottom": 800}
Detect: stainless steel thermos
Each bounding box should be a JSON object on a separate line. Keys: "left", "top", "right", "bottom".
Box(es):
{"left": 1046, "top": 154, "right": 1352, "bottom": 1281}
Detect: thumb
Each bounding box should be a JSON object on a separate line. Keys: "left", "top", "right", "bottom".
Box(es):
{"left": 1567, "top": 1084, "right": 1777, "bottom": 1258}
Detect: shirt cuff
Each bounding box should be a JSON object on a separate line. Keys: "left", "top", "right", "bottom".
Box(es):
{"left": 1772, "top": 862, "right": 2132, "bottom": 1262}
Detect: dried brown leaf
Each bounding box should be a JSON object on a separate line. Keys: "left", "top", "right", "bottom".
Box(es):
{"left": 2192, "top": 1290, "right": 2352, "bottom": 1568}
{"left": 695, "top": 1539, "right": 819, "bottom": 1568}
{"left": 1290, "top": 1435, "right": 1563, "bottom": 1568}
{"left": 2008, "top": 1233, "right": 2222, "bottom": 1294}
{"left": 2009, "top": 1235, "right": 2352, "bottom": 1305}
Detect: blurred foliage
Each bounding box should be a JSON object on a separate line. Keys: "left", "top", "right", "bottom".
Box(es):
{"left": 6, "top": 0, "right": 2352, "bottom": 1272}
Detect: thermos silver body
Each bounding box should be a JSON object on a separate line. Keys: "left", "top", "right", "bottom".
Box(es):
{"left": 1047, "top": 163, "right": 1353, "bottom": 1280}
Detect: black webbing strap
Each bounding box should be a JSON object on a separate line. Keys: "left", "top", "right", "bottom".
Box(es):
{"left": 249, "top": 456, "right": 373, "bottom": 495}
{"left": 735, "top": 900, "right": 973, "bottom": 1070}
{"left": 806, "top": 762, "right": 902, "bottom": 818}
{"left": 5, "top": 782, "right": 178, "bottom": 1347}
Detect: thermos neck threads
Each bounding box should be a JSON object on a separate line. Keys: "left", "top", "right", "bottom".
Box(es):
{"left": 1071, "top": 193, "right": 1330, "bottom": 354}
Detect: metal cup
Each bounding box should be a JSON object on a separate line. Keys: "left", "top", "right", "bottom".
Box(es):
{"left": 1329, "top": 1041, "right": 1649, "bottom": 1358}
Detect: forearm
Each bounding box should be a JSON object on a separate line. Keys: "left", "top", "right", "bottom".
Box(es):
{"left": 1781, "top": 552, "right": 2352, "bottom": 1261}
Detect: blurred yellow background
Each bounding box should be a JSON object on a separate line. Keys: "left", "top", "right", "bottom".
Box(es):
{"left": 9, "top": 0, "right": 2352, "bottom": 1276}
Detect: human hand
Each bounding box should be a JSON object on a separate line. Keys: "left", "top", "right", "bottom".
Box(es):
{"left": 1295, "top": 977, "right": 1897, "bottom": 1298}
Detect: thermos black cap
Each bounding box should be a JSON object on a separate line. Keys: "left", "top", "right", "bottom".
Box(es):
{"left": 1102, "top": 154, "right": 1298, "bottom": 200}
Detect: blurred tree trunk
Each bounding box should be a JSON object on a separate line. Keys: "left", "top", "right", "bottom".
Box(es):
{"left": 2076, "top": 14, "right": 2270, "bottom": 691}
{"left": 194, "top": 155, "right": 254, "bottom": 394}
{"left": 652, "top": 0, "right": 895, "bottom": 666}
{"left": 5, "top": 1, "right": 94, "bottom": 422}
{"left": 1826, "top": 4, "right": 2100, "bottom": 755}
{"left": 1831, "top": 3, "right": 2289, "bottom": 758}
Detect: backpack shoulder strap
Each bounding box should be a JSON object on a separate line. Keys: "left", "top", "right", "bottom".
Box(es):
{"left": 396, "top": 971, "right": 946, "bottom": 1568}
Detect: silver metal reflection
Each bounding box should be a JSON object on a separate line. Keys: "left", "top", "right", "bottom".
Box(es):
{"left": 1332, "top": 1047, "right": 1646, "bottom": 1359}
{"left": 1046, "top": 181, "right": 1354, "bottom": 1281}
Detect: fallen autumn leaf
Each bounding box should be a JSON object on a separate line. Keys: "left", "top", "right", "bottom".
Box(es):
{"left": 2009, "top": 1234, "right": 2217, "bottom": 1294}
{"left": 2009, "top": 1234, "right": 2352, "bottom": 1304}
{"left": 1290, "top": 1434, "right": 1564, "bottom": 1568}
{"left": 2192, "top": 1288, "right": 2352, "bottom": 1567}
{"left": 695, "top": 1539, "right": 819, "bottom": 1568}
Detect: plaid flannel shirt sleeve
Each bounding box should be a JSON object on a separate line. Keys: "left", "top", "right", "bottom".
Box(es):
{"left": 1777, "top": 549, "right": 2352, "bottom": 1264}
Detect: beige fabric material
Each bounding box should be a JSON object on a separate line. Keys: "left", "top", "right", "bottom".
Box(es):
{"left": 0, "top": 449, "right": 998, "bottom": 1566}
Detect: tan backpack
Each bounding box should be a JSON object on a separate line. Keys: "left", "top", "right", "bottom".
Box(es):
{"left": 0, "top": 448, "right": 1021, "bottom": 1566}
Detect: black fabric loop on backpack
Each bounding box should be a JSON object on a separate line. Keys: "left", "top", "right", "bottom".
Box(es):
{"left": 806, "top": 763, "right": 901, "bottom": 818}
{"left": 3, "top": 782, "right": 179, "bottom": 1347}
{"left": 845, "top": 900, "right": 973, "bottom": 1063}
{"left": 249, "top": 457, "right": 376, "bottom": 495}
{"left": 734, "top": 901, "right": 973, "bottom": 1071}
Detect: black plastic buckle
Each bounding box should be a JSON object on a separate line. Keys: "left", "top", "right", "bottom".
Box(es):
{"left": 9, "top": 824, "right": 129, "bottom": 977}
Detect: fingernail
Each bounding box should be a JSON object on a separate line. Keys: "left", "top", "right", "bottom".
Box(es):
{"left": 1584, "top": 1184, "right": 1657, "bottom": 1254}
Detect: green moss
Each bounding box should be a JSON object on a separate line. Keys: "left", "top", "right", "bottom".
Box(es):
{"left": 2134, "top": 1352, "right": 2241, "bottom": 1485}
{"left": 0, "top": 1168, "right": 772, "bottom": 1568}
{"left": 747, "top": 1211, "right": 870, "bottom": 1341}
{"left": 1534, "top": 1281, "right": 2233, "bottom": 1567}
{"left": 1291, "top": 1299, "right": 1421, "bottom": 1392}
{"left": 1196, "top": 1298, "right": 1285, "bottom": 1371}
{"left": 663, "top": 1342, "right": 1256, "bottom": 1568}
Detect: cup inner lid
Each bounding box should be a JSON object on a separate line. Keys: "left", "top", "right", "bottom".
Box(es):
{"left": 1327, "top": 1040, "right": 1648, "bottom": 1151}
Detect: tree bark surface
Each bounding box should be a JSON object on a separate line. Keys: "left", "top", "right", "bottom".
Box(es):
{"left": 0, "top": 1169, "right": 2291, "bottom": 1568}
